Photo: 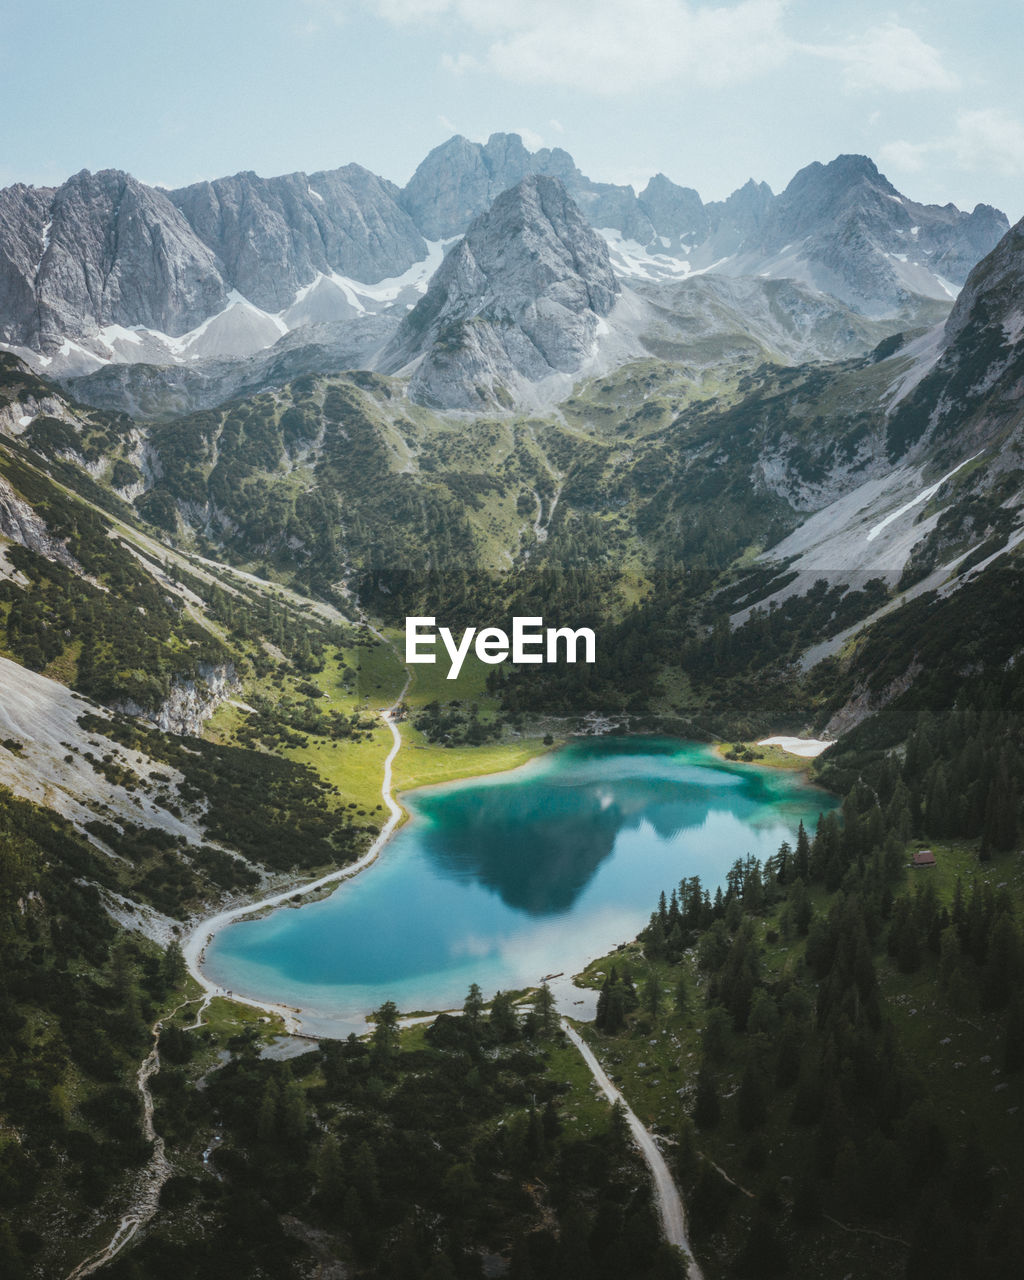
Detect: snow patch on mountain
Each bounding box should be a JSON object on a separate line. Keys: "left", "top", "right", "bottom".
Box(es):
{"left": 865, "top": 454, "right": 980, "bottom": 542}
{"left": 598, "top": 229, "right": 697, "bottom": 282}
{"left": 8, "top": 240, "right": 452, "bottom": 377}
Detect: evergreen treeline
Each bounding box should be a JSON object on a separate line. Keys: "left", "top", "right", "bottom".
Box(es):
{"left": 0, "top": 787, "right": 187, "bottom": 1278}
{"left": 101, "top": 989, "right": 688, "bottom": 1280}
{"left": 597, "top": 794, "right": 1024, "bottom": 1276}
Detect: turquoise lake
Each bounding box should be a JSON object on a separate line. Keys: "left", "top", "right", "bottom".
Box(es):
{"left": 205, "top": 738, "right": 834, "bottom": 1033}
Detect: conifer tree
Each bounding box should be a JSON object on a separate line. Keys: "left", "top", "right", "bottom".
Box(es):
{"left": 463, "top": 981, "right": 485, "bottom": 1024}
{"left": 644, "top": 976, "right": 662, "bottom": 1021}
{"left": 372, "top": 999, "right": 400, "bottom": 1061}
{"left": 692, "top": 1061, "right": 721, "bottom": 1129}
{"left": 490, "top": 989, "right": 520, "bottom": 1041}
{"left": 532, "top": 981, "right": 558, "bottom": 1036}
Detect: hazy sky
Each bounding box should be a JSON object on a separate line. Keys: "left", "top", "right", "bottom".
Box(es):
{"left": 4, "top": 0, "right": 1023, "bottom": 218}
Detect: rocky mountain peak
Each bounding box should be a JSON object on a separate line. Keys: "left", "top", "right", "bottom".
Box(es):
{"left": 881, "top": 213, "right": 1024, "bottom": 462}
{"left": 767, "top": 154, "right": 902, "bottom": 246}
{"left": 638, "top": 174, "right": 708, "bottom": 243}
{"left": 399, "top": 131, "right": 576, "bottom": 240}
{"left": 381, "top": 175, "right": 620, "bottom": 409}
{"left": 169, "top": 163, "right": 425, "bottom": 310}
{"left": 705, "top": 178, "right": 775, "bottom": 248}
{"left": 0, "top": 136, "right": 1012, "bottom": 398}
{"left": 30, "top": 167, "right": 226, "bottom": 349}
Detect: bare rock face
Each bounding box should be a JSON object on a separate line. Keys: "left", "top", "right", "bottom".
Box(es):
{"left": 944, "top": 213, "right": 1024, "bottom": 345}
{"left": 401, "top": 133, "right": 568, "bottom": 240}
{"left": 823, "top": 664, "right": 922, "bottom": 738}
{"left": 168, "top": 165, "right": 427, "bottom": 311}
{"left": 0, "top": 472, "right": 83, "bottom": 574}
{"left": 115, "top": 662, "right": 239, "bottom": 738}
{"left": 0, "top": 163, "right": 424, "bottom": 362}
{"left": 0, "top": 137, "right": 1011, "bottom": 408}
{"left": 0, "top": 170, "right": 227, "bottom": 352}
{"left": 402, "top": 140, "right": 1008, "bottom": 319}
{"left": 884, "top": 213, "right": 1024, "bottom": 460}
{"left": 381, "top": 176, "right": 619, "bottom": 410}
{"left": 400, "top": 132, "right": 641, "bottom": 242}
{"left": 638, "top": 174, "right": 709, "bottom": 246}
{"left": 747, "top": 156, "right": 1009, "bottom": 315}
{"left": 704, "top": 179, "right": 775, "bottom": 251}
{"left": 0, "top": 184, "right": 55, "bottom": 345}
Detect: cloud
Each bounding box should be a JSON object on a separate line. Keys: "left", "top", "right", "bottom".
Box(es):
{"left": 817, "top": 22, "right": 958, "bottom": 94}
{"left": 476, "top": 0, "right": 792, "bottom": 93}
{"left": 950, "top": 109, "right": 1024, "bottom": 175}
{"left": 311, "top": 4, "right": 959, "bottom": 100}
{"left": 880, "top": 109, "right": 1024, "bottom": 186}
{"left": 298, "top": 0, "right": 351, "bottom": 32}
{"left": 440, "top": 50, "right": 481, "bottom": 74}
{"left": 376, "top": 0, "right": 452, "bottom": 19}
{"left": 514, "top": 126, "right": 546, "bottom": 151}
{"left": 355, "top": 0, "right": 793, "bottom": 92}
{"left": 877, "top": 138, "right": 930, "bottom": 174}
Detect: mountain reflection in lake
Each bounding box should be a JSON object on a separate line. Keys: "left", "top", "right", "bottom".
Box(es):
{"left": 416, "top": 743, "right": 767, "bottom": 914}
{"left": 205, "top": 739, "right": 834, "bottom": 1032}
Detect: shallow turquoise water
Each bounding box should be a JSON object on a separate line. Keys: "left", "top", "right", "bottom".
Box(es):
{"left": 206, "top": 738, "right": 834, "bottom": 1030}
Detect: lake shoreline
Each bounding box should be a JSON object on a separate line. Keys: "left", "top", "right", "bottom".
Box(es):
{"left": 709, "top": 733, "right": 834, "bottom": 780}
{"left": 181, "top": 679, "right": 411, "bottom": 1035}
{"left": 194, "top": 733, "right": 836, "bottom": 1038}
{"left": 181, "top": 699, "right": 569, "bottom": 1035}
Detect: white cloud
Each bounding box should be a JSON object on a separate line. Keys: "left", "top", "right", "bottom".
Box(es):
{"left": 357, "top": 0, "right": 793, "bottom": 92}
{"left": 440, "top": 50, "right": 481, "bottom": 74}
{"left": 818, "top": 22, "right": 958, "bottom": 94}
{"left": 311, "top": 4, "right": 959, "bottom": 100}
{"left": 377, "top": 0, "right": 453, "bottom": 19}
{"left": 478, "top": 0, "right": 791, "bottom": 92}
{"left": 877, "top": 138, "right": 930, "bottom": 174}
{"left": 299, "top": 0, "right": 351, "bottom": 32}
{"left": 950, "top": 109, "right": 1024, "bottom": 175}
{"left": 880, "top": 109, "right": 1024, "bottom": 189}
{"left": 514, "top": 126, "right": 546, "bottom": 151}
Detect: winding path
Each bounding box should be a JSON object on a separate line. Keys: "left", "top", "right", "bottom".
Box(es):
{"left": 181, "top": 673, "right": 410, "bottom": 1031}
{"left": 561, "top": 1020, "right": 703, "bottom": 1279}
{"left": 65, "top": 998, "right": 202, "bottom": 1280}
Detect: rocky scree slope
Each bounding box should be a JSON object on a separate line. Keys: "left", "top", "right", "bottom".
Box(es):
{"left": 732, "top": 211, "right": 1024, "bottom": 632}
{"left": 885, "top": 212, "right": 1024, "bottom": 465}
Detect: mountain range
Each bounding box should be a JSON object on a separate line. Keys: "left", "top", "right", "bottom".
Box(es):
{"left": 0, "top": 133, "right": 1008, "bottom": 413}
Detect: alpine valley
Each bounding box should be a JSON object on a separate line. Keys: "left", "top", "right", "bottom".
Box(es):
{"left": 1, "top": 133, "right": 1023, "bottom": 1280}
